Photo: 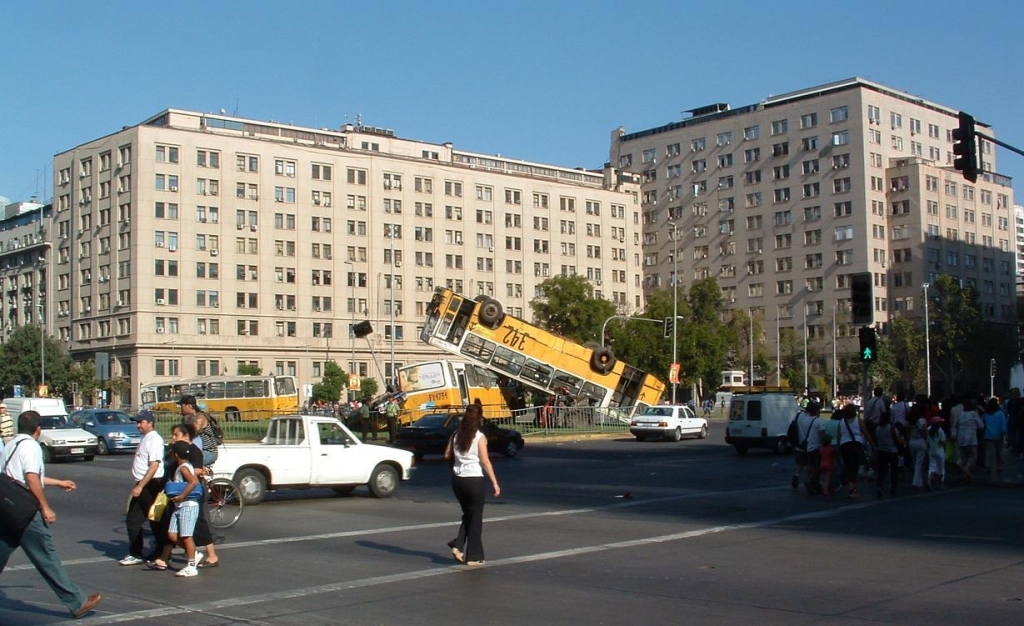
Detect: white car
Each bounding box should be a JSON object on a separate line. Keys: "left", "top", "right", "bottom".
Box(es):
{"left": 630, "top": 405, "right": 708, "bottom": 442}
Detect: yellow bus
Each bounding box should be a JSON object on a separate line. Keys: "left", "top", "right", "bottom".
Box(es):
{"left": 144, "top": 374, "right": 299, "bottom": 421}
{"left": 420, "top": 288, "right": 665, "bottom": 416}
{"left": 396, "top": 360, "right": 515, "bottom": 425}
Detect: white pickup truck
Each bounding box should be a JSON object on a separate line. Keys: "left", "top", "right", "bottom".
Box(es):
{"left": 212, "top": 414, "right": 415, "bottom": 505}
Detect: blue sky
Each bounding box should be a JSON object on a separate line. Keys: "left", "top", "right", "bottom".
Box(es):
{"left": 2, "top": 0, "right": 1023, "bottom": 202}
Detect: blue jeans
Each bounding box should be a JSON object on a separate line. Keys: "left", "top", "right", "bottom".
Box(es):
{"left": 0, "top": 511, "right": 88, "bottom": 616}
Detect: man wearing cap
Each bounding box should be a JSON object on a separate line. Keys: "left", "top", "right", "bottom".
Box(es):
{"left": 119, "top": 411, "right": 165, "bottom": 566}
{"left": 0, "top": 401, "right": 14, "bottom": 444}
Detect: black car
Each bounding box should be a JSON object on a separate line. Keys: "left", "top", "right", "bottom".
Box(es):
{"left": 394, "top": 413, "right": 524, "bottom": 460}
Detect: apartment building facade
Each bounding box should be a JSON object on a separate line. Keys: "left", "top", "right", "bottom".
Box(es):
{"left": 0, "top": 200, "right": 51, "bottom": 352}
{"left": 50, "top": 110, "right": 644, "bottom": 406}
{"left": 611, "top": 77, "right": 1015, "bottom": 382}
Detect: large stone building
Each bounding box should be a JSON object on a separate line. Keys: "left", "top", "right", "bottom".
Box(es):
{"left": 48, "top": 110, "right": 643, "bottom": 406}
{"left": 611, "top": 77, "right": 1015, "bottom": 384}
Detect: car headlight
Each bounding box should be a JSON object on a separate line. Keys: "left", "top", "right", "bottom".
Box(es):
{"left": 108, "top": 432, "right": 127, "bottom": 440}
{"left": 52, "top": 439, "right": 66, "bottom": 446}
{"left": 87, "top": 437, "right": 97, "bottom": 444}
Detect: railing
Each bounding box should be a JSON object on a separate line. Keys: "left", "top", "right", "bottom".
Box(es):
{"left": 511, "top": 405, "right": 634, "bottom": 436}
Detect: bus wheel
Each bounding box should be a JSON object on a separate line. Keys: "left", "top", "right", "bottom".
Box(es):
{"left": 478, "top": 298, "right": 505, "bottom": 328}
{"left": 589, "top": 346, "right": 616, "bottom": 374}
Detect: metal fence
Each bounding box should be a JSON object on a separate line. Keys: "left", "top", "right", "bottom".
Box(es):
{"left": 510, "top": 405, "right": 634, "bottom": 437}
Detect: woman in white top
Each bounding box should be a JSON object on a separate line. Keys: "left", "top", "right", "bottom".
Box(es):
{"left": 444, "top": 403, "right": 500, "bottom": 567}
{"left": 955, "top": 398, "right": 984, "bottom": 480}
{"left": 837, "top": 405, "right": 872, "bottom": 498}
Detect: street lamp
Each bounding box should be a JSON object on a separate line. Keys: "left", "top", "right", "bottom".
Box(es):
{"left": 344, "top": 261, "right": 356, "bottom": 401}
{"left": 389, "top": 233, "right": 397, "bottom": 391}
{"left": 37, "top": 303, "right": 45, "bottom": 389}
{"left": 668, "top": 221, "right": 678, "bottom": 404}
{"left": 922, "top": 282, "right": 931, "bottom": 397}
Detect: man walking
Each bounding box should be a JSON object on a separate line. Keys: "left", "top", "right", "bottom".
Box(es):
{"left": 0, "top": 401, "right": 14, "bottom": 444}
{"left": 120, "top": 410, "right": 165, "bottom": 566}
{"left": 0, "top": 410, "right": 103, "bottom": 619}
{"left": 385, "top": 397, "right": 400, "bottom": 443}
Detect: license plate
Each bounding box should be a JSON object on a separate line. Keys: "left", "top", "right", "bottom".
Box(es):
{"left": 71, "top": 447, "right": 84, "bottom": 454}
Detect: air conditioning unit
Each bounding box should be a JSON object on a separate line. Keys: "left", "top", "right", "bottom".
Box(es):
{"left": 210, "top": 190, "right": 218, "bottom": 196}
{"left": 169, "top": 185, "right": 178, "bottom": 192}
{"left": 199, "top": 217, "right": 207, "bottom": 223}
{"left": 250, "top": 225, "right": 257, "bottom": 231}
{"left": 99, "top": 276, "right": 107, "bottom": 283}
{"left": 276, "top": 305, "right": 284, "bottom": 310}
{"left": 210, "top": 249, "right": 219, "bottom": 256}
{"left": 117, "top": 300, "right": 125, "bottom": 307}
{"left": 168, "top": 245, "right": 177, "bottom": 252}
{"left": 288, "top": 305, "right": 296, "bottom": 311}
{"left": 156, "top": 298, "right": 166, "bottom": 305}
{"left": 315, "top": 306, "right": 322, "bottom": 312}
{"left": 84, "top": 307, "right": 91, "bottom": 312}
{"left": 323, "top": 199, "right": 331, "bottom": 207}
{"left": 156, "top": 327, "right": 164, "bottom": 333}
{"left": 237, "top": 224, "right": 244, "bottom": 230}
{"left": 155, "top": 241, "right": 164, "bottom": 248}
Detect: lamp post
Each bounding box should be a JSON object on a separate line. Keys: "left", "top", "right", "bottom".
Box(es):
{"left": 668, "top": 221, "right": 679, "bottom": 404}
{"left": 389, "top": 233, "right": 397, "bottom": 391}
{"left": 922, "top": 282, "right": 931, "bottom": 397}
{"left": 38, "top": 303, "right": 45, "bottom": 389}
{"left": 344, "top": 261, "right": 356, "bottom": 401}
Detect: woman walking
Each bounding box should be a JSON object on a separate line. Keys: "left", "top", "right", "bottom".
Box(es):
{"left": 445, "top": 403, "right": 500, "bottom": 567}
{"left": 836, "top": 405, "right": 873, "bottom": 498}
{"left": 955, "top": 398, "right": 983, "bottom": 480}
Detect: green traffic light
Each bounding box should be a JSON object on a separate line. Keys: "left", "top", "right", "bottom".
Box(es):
{"left": 862, "top": 348, "right": 873, "bottom": 360}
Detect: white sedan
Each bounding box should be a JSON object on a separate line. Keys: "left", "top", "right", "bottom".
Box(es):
{"left": 630, "top": 405, "right": 708, "bottom": 442}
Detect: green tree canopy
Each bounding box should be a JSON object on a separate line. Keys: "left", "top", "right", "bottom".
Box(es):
{"left": 530, "top": 274, "right": 616, "bottom": 345}
{"left": 0, "top": 324, "right": 73, "bottom": 398}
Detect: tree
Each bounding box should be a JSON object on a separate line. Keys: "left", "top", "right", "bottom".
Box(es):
{"left": 0, "top": 324, "right": 73, "bottom": 397}
{"left": 887, "top": 316, "right": 925, "bottom": 393}
{"left": 237, "top": 363, "right": 262, "bottom": 376}
{"left": 676, "top": 278, "right": 731, "bottom": 396}
{"left": 725, "top": 308, "right": 771, "bottom": 382}
{"left": 530, "top": 274, "right": 616, "bottom": 344}
{"left": 927, "top": 274, "right": 981, "bottom": 394}
{"left": 311, "top": 361, "right": 346, "bottom": 404}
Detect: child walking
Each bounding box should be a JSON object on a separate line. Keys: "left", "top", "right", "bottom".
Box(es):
{"left": 150, "top": 441, "right": 203, "bottom": 577}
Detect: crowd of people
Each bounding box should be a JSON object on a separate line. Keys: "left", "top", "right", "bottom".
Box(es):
{"left": 791, "top": 387, "right": 1021, "bottom": 498}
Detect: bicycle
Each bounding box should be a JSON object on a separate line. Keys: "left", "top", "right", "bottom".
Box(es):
{"left": 204, "top": 475, "right": 244, "bottom": 530}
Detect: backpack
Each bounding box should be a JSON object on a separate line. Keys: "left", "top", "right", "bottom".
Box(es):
{"left": 208, "top": 414, "right": 225, "bottom": 445}
{"left": 787, "top": 412, "right": 803, "bottom": 448}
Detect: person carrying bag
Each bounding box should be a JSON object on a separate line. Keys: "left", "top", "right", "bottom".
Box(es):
{"left": 0, "top": 439, "right": 40, "bottom": 533}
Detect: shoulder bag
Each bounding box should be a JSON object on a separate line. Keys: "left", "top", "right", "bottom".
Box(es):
{"left": 0, "top": 440, "right": 42, "bottom": 534}
{"left": 163, "top": 481, "right": 204, "bottom": 500}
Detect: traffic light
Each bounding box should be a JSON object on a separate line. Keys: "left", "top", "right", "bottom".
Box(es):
{"left": 952, "top": 111, "right": 978, "bottom": 183}
{"left": 990, "top": 359, "right": 997, "bottom": 377}
{"left": 663, "top": 317, "right": 675, "bottom": 338}
{"left": 850, "top": 272, "right": 873, "bottom": 325}
{"left": 859, "top": 326, "right": 878, "bottom": 363}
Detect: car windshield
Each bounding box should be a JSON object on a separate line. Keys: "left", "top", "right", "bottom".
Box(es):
{"left": 411, "top": 415, "right": 451, "bottom": 428}
{"left": 40, "top": 416, "right": 72, "bottom": 429}
{"left": 93, "top": 411, "right": 133, "bottom": 425}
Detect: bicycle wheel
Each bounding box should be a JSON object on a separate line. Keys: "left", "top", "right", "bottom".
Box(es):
{"left": 207, "top": 478, "right": 244, "bottom": 529}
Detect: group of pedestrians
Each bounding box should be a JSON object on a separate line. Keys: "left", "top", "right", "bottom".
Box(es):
{"left": 121, "top": 394, "right": 222, "bottom": 576}
{"left": 792, "top": 387, "right": 1020, "bottom": 498}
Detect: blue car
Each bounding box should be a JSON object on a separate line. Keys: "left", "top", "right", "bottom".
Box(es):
{"left": 69, "top": 409, "right": 142, "bottom": 455}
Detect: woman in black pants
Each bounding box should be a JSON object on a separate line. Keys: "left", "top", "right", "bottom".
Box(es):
{"left": 445, "top": 404, "right": 501, "bottom": 567}
{"left": 873, "top": 412, "right": 904, "bottom": 497}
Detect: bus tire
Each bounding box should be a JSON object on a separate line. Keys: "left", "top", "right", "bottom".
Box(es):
{"left": 589, "top": 346, "right": 616, "bottom": 374}
{"left": 478, "top": 298, "right": 505, "bottom": 329}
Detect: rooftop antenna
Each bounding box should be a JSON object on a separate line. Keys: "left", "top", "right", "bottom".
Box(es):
{"left": 233, "top": 98, "right": 239, "bottom": 117}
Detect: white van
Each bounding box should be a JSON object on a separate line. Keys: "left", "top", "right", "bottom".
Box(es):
{"left": 724, "top": 393, "right": 800, "bottom": 454}
{"left": 3, "top": 397, "right": 98, "bottom": 462}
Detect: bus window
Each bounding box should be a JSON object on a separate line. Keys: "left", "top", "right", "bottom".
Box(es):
{"left": 245, "top": 379, "right": 267, "bottom": 398}
{"left": 207, "top": 382, "right": 225, "bottom": 399}
{"left": 464, "top": 364, "right": 497, "bottom": 389}
{"left": 460, "top": 334, "right": 496, "bottom": 363}
{"left": 157, "top": 386, "right": 173, "bottom": 402}
{"left": 226, "top": 380, "right": 245, "bottom": 399}
{"left": 521, "top": 359, "right": 553, "bottom": 387}
{"left": 490, "top": 346, "right": 525, "bottom": 377}
{"left": 550, "top": 371, "right": 582, "bottom": 397}
{"left": 189, "top": 383, "right": 208, "bottom": 399}
{"left": 275, "top": 376, "right": 296, "bottom": 396}
{"left": 579, "top": 382, "right": 606, "bottom": 406}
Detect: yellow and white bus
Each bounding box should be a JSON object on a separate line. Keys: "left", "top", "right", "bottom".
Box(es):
{"left": 143, "top": 374, "right": 299, "bottom": 421}
{"left": 419, "top": 288, "right": 665, "bottom": 416}
{"left": 396, "top": 360, "right": 515, "bottom": 425}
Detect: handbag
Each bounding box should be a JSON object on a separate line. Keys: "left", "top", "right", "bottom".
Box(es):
{"left": 0, "top": 440, "right": 41, "bottom": 533}
{"left": 843, "top": 419, "right": 870, "bottom": 466}
{"left": 163, "top": 481, "right": 203, "bottom": 500}
{"left": 148, "top": 491, "right": 169, "bottom": 521}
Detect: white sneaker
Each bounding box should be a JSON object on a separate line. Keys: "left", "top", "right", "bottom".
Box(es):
{"left": 194, "top": 552, "right": 204, "bottom": 567}
{"left": 176, "top": 565, "right": 198, "bottom": 577}
{"left": 119, "top": 555, "right": 144, "bottom": 566}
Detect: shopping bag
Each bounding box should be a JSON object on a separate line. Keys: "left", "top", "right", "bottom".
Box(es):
{"left": 148, "top": 491, "right": 169, "bottom": 521}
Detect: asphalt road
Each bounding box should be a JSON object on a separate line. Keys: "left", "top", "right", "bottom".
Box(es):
{"left": 2, "top": 421, "right": 1022, "bottom": 625}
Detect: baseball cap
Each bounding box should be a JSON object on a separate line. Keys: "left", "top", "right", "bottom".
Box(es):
{"left": 132, "top": 410, "right": 155, "bottom": 423}
{"left": 177, "top": 394, "right": 198, "bottom": 407}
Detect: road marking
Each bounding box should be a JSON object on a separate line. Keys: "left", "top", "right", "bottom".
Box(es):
{"left": 54, "top": 491, "right": 886, "bottom": 625}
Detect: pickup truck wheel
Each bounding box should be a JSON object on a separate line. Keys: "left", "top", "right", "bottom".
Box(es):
{"left": 235, "top": 469, "right": 267, "bottom": 505}
{"left": 368, "top": 464, "right": 399, "bottom": 498}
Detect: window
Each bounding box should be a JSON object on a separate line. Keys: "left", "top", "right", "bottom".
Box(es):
{"left": 772, "top": 142, "right": 789, "bottom": 157}
{"left": 830, "top": 106, "right": 849, "bottom": 123}
{"left": 744, "top": 126, "right": 760, "bottom": 140}
{"left": 832, "top": 130, "right": 850, "bottom": 146}
{"left": 716, "top": 131, "right": 733, "bottom": 146}
{"left": 771, "top": 119, "right": 788, "bottom": 135}
{"left": 800, "top": 113, "right": 818, "bottom": 128}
